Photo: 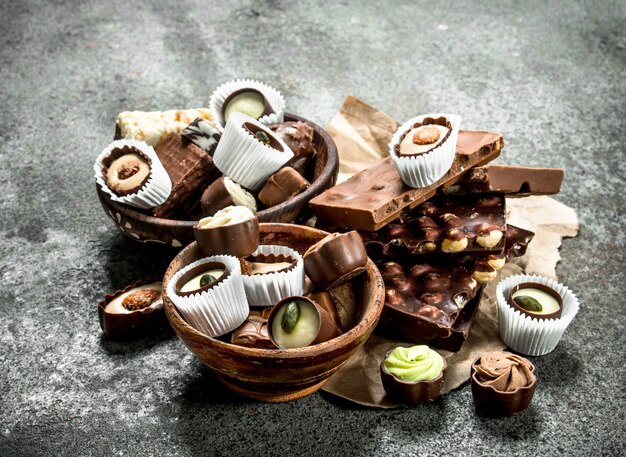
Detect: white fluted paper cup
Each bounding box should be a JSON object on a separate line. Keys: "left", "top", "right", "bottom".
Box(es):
{"left": 167, "top": 255, "right": 249, "bottom": 337}
{"left": 496, "top": 274, "right": 580, "bottom": 356}
{"left": 213, "top": 112, "right": 294, "bottom": 190}
{"left": 242, "top": 245, "right": 304, "bottom": 308}
{"left": 94, "top": 139, "right": 172, "bottom": 209}
{"left": 389, "top": 114, "right": 461, "bottom": 188}
{"left": 209, "top": 78, "right": 285, "bottom": 130}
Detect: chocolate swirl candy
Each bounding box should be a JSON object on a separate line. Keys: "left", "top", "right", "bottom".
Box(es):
{"left": 473, "top": 351, "right": 535, "bottom": 392}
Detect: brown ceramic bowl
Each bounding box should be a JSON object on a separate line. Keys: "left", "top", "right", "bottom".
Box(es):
{"left": 163, "top": 223, "right": 385, "bottom": 402}
{"left": 96, "top": 113, "right": 338, "bottom": 248}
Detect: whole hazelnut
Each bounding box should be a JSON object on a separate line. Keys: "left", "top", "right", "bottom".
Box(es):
{"left": 441, "top": 229, "right": 468, "bottom": 253}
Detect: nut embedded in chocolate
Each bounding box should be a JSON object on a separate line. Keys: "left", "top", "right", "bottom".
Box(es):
{"left": 98, "top": 281, "right": 168, "bottom": 339}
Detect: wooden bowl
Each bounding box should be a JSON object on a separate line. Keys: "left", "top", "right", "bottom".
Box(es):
{"left": 163, "top": 223, "right": 385, "bottom": 402}
{"left": 96, "top": 114, "right": 339, "bottom": 247}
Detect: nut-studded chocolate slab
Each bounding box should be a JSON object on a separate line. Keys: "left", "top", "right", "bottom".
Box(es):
{"left": 309, "top": 130, "right": 503, "bottom": 231}
{"left": 360, "top": 193, "right": 506, "bottom": 258}
{"left": 377, "top": 224, "right": 534, "bottom": 341}
{"left": 440, "top": 165, "right": 564, "bottom": 197}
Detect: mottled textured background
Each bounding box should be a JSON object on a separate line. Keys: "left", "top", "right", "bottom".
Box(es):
{"left": 1, "top": 0, "right": 625, "bottom": 456}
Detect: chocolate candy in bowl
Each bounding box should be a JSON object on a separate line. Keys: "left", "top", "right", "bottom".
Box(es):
{"left": 97, "top": 113, "right": 339, "bottom": 248}
{"left": 163, "top": 223, "right": 385, "bottom": 402}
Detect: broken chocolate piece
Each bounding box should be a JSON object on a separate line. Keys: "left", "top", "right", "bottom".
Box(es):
{"left": 309, "top": 130, "right": 503, "bottom": 231}
{"left": 258, "top": 167, "right": 310, "bottom": 207}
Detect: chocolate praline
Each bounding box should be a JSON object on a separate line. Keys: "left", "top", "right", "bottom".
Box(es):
{"left": 174, "top": 261, "right": 229, "bottom": 297}
{"left": 507, "top": 282, "right": 563, "bottom": 320}
{"left": 221, "top": 88, "right": 275, "bottom": 122}
{"left": 101, "top": 145, "right": 152, "bottom": 196}
{"left": 98, "top": 281, "right": 168, "bottom": 339}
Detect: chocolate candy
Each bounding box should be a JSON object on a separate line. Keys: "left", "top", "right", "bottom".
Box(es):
{"left": 258, "top": 167, "right": 310, "bottom": 208}
{"left": 194, "top": 206, "right": 259, "bottom": 258}
{"left": 395, "top": 117, "right": 451, "bottom": 157}
{"left": 270, "top": 121, "right": 316, "bottom": 158}
{"left": 152, "top": 133, "right": 220, "bottom": 219}
{"left": 98, "top": 281, "right": 169, "bottom": 339}
{"left": 361, "top": 193, "right": 506, "bottom": 258}
{"left": 508, "top": 282, "right": 563, "bottom": 319}
{"left": 230, "top": 314, "right": 274, "bottom": 349}
{"left": 304, "top": 231, "right": 367, "bottom": 289}
{"left": 267, "top": 296, "right": 340, "bottom": 349}
{"left": 181, "top": 117, "right": 221, "bottom": 156}
{"left": 222, "top": 88, "right": 274, "bottom": 122}
{"left": 200, "top": 177, "right": 257, "bottom": 216}
{"left": 309, "top": 130, "right": 503, "bottom": 231}
{"left": 442, "top": 165, "right": 564, "bottom": 197}
{"left": 101, "top": 145, "right": 151, "bottom": 196}
{"left": 174, "top": 261, "right": 228, "bottom": 296}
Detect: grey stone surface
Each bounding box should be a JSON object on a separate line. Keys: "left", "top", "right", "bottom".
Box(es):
{"left": 1, "top": 0, "right": 625, "bottom": 455}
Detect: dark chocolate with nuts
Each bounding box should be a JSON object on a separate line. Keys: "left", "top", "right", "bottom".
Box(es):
{"left": 360, "top": 193, "right": 506, "bottom": 258}
{"left": 309, "top": 130, "right": 504, "bottom": 231}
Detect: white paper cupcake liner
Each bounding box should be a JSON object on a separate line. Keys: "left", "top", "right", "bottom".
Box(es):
{"left": 209, "top": 78, "right": 285, "bottom": 130}
{"left": 167, "top": 255, "right": 249, "bottom": 337}
{"left": 242, "top": 245, "right": 304, "bottom": 308}
{"left": 496, "top": 274, "right": 580, "bottom": 356}
{"left": 94, "top": 139, "right": 172, "bottom": 209}
{"left": 389, "top": 114, "right": 461, "bottom": 188}
{"left": 213, "top": 112, "right": 294, "bottom": 190}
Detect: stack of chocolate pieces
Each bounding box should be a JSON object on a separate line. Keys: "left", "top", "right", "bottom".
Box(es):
{"left": 310, "top": 127, "right": 563, "bottom": 351}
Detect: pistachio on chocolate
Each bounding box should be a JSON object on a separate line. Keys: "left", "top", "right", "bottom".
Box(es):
{"left": 513, "top": 295, "right": 543, "bottom": 313}
{"left": 281, "top": 301, "right": 300, "bottom": 333}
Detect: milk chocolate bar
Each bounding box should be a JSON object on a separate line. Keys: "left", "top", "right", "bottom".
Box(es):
{"left": 441, "top": 165, "right": 564, "bottom": 196}
{"left": 309, "top": 130, "right": 503, "bottom": 231}
{"left": 361, "top": 193, "right": 506, "bottom": 258}
{"left": 152, "top": 133, "right": 220, "bottom": 219}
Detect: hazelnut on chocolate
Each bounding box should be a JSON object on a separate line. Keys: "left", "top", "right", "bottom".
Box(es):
{"left": 475, "top": 223, "right": 504, "bottom": 248}
{"left": 103, "top": 146, "right": 151, "bottom": 196}
{"left": 441, "top": 229, "right": 468, "bottom": 253}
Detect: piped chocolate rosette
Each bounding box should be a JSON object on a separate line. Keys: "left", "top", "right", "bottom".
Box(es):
{"left": 209, "top": 78, "right": 285, "bottom": 130}
{"left": 213, "top": 112, "right": 294, "bottom": 190}
{"left": 380, "top": 345, "right": 447, "bottom": 405}
{"left": 240, "top": 245, "right": 304, "bottom": 308}
{"left": 94, "top": 139, "right": 172, "bottom": 209}
{"left": 167, "top": 255, "right": 249, "bottom": 337}
{"left": 496, "top": 274, "right": 580, "bottom": 356}
{"left": 471, "top": 351, "right": 537, "bottom": 417}
{"left": 389, "top": 114, "right": 461, "bottom": 188}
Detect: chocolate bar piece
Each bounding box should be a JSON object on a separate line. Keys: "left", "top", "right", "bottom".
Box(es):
{"left": 309, "top": 130, "right": 503, "bottom": 231}
{"left": 152, "top": 133, "right": 220, "bottom": 219}
{"left": 441, "top": 165, "right": 564, "bottom": 196}
{"left": 181, "top": 117, "right": 221, "bottom": 156}
{"left": 361, "top": 193, "right": 506, "bottom": 258}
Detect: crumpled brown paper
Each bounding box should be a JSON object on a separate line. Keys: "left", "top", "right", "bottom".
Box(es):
{"left": 320, "top": 96, "right": 579, "bottom": 408}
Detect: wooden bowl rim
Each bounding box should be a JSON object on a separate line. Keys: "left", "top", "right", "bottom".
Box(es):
{"left": 96, "top": 113, "right": 338, "bottom": 227}
{"left": 164, "top": 223, "right": 385, "bottom": 360}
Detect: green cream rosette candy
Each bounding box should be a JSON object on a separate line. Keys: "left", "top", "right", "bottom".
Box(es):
{"left": 383, "top": 345, "right": 444, "bottom": 382}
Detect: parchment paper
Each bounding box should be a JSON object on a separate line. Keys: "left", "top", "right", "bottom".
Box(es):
{"left": 320, "top": 97, "right": 579, "bottom": 408}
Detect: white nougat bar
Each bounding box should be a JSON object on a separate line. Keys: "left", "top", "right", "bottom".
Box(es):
{"left": 116, "top": 108, "right": 214, "bottom": 147}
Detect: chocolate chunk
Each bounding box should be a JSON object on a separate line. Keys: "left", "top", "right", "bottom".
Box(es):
{"left": 181, "top": 117, "right": 221, "bottom": 156}
{"left": 309, "top": 130, "right": 503, "bottom": 231}
{"left": 360, "top": 193, "right": 506, "bottom": 258}
{"left": 152, "top": 133, "right": 220, "bottom": 219}
{"left": 230, "top": 314, "right": 274, "bottom": 349}
{"left": 200, "top": 177, "right": 257, "bottom": 216}
{"left": 258, "top": 167, "right": 310, "bottom": 208}
{"left": 441, "top": 165, "right": 564, "bottom": 196}
{"left": 270, "top": 121, "right": 316, "bottom": 158}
